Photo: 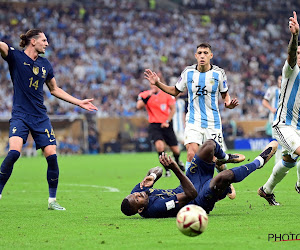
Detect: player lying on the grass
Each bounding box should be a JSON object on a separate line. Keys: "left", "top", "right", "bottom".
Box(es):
{"left": 121, "top": 139, "right": 278, "bottom": 218}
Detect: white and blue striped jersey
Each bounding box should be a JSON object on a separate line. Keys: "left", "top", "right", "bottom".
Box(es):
{"left": 264, "top": 85, "right": 280, "bottom": 124}
{"left": 173, "top": 98, "right": 185, "bottom": 134}
{"left": 175, "top": 64, "right": 228, "bottom": 129}
{"left": 273, "top": 61, "right": 300, "bottom": 129}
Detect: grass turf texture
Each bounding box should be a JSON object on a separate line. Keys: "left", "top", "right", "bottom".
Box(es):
{"left": 0, "top": 151, "right": 299, "bottom": 249}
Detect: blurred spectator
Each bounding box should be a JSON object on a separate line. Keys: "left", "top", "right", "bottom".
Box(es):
{"left": 0, "top": 0, "right": 297, "bottom": 137}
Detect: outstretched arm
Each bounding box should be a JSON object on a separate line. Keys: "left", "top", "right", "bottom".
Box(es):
{"left": 144, "top": 69, "right": 181, "bottom": 97}
{"left": 46, "top": 77, "right": 98, "bottom": 111}
{"left": 287, "top": 11, "right": 299, "bottom": 68}
{"left": 140, "top": 166, "right": 163, "bottom": 188}
{"left": 262, "top": 99, "right": 277, "bottom": 114}
{"left": 159, "top": 153, "right": 197, "bottom": 207}
{"left": 0, "top": 41, "right": 9, "bottom": 58}
{"left": 221, "top": 92, "right": 239, "bottom": 109}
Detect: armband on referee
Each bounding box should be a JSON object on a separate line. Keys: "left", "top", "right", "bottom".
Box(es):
{"left": 141, "top": 95, "right": 151, "bottom": 104}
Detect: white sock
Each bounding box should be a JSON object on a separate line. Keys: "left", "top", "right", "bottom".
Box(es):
{"left": 296, "top": 161, "right": 300, "bottom": 186}
{"left": 255, "top": 156, "right": 264, "bottom": 168}
{"left": 185, "top": 161, "right": 191, "bottom": 171}
{"left": 0, "top": 194, "right": 2, "bottom": 200}
{"left": 275, "top": 145, "right": 282, "bottom": 164}
{"left": 48, "top": 197, "right": 56, "bottom": 203}
{"left": 263, "top": 160, "right": 290, "bottom": 194}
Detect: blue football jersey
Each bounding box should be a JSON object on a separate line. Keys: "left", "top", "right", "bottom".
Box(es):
{"left": 131, "top": 184, "right": 184, "bottom": 218}
{"left": 4, "top": 46, "right": 54, "bottom": 116}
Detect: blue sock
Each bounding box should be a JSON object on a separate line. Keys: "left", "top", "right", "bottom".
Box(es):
{"left": 46, "top": 154, "right": 59, "bottom": 198}
{"left": 212, "top": 140, "right": 226, "bottom": 159}
{"left": 231, "top": 159, "right": 260, "bottom": 182}
{"left": 0, "top": 150, "right": 20, "bottom": 194}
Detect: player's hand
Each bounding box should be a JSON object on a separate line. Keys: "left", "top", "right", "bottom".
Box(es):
{"left": 289, "top": 11, "right": 299, "bottom": 35}
{"left": 224, "top": 98, "right": 239, "bottom": 109}
{"left": 159, "top": 152, "right": 177, "bottom": 171}
{"left": 161, "top": 122, "right": 170, "bottom": 128}
{"left": 78, "top": 98, "right": 98, "bottom": 111}
{"left": 144, "top": 69, "right": 160, "bottom": 86}
{"left": 140, "top": 176, "right": 154, "bottom": 188}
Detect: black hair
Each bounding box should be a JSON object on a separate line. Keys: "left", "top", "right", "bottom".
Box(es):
{"left": 121, "top": 198, "right": 137, "bottom": 216}
{"left": 19, "top": 29, "right": 43, "bottom": 48}
{"left": 197, "top": 43, "right": 212, "bottom": 51}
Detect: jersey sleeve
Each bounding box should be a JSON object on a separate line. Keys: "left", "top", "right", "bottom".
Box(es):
{"left": 46, "top": 60, "right": 54, "bottom": 81}
{"left": 175, "top": 68, "right": 188, "bottom": 92}
{"left": 137, "top": 90, "right": 150, "bottom": 101}
{"left": 130, "top": 183, "right": 152, "bottom": 194}
{"left": 263, "top": 87, "right": 273, "bottom": 101}
{"left": 219, "top": 70, "right": 228, "bottom": 93}
{"left": 2, "top": 46, "right": 16, "bottom": 64}
{"left": 282, "top": 60, "right": 298, "bottom": 79}
{"left": 167, "top": 95, "right": 176, "bottom": 106}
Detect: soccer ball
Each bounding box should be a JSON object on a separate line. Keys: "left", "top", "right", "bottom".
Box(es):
{"left": 176, "top": 204, "right": 208, "bottom": 237}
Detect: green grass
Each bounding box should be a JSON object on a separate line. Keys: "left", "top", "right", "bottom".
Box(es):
{"left": 0, "top": 151, "right": 299, "bottom": 249}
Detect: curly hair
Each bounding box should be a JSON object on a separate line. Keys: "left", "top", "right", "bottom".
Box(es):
{"left": 19, "top": 29, "right": 43, "bottom": 48}
{"left": 121, "top": 198, "right": 137, "bottom": 216}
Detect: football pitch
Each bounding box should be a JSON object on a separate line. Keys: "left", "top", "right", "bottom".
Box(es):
{"left": 0, "top": 150, "right": 299, "bottom": 249}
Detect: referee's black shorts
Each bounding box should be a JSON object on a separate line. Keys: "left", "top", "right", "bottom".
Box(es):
{"left": 148, "top": 122, "right": 178, "bottom": 146}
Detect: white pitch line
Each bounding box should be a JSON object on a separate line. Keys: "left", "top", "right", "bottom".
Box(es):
{"left": 63, "top": 184, "right": 119, "bottom": 192}
{"left": 16, "top": 183, "right": 120, "bottom": 192}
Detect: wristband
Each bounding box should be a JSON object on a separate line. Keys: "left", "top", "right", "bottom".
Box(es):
{"left": 166, "top": 120, "right": 169, "bottom": 124}
{"left": 149, "top": 173, "right": 157, "bottom": 180}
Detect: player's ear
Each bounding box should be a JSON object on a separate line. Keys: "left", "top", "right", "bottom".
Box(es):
{"left": 210, "top": 52, "right": 213, "bottom": 59}
{"left": 138, "top": 207, "right": 144, "bottom": 213}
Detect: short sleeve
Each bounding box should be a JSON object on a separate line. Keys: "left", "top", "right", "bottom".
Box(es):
{"left": 219, "top": 70, "right": 228, "bottom": 93}
{"left": 175, "top": 68, "right": 188, "bottom": 92}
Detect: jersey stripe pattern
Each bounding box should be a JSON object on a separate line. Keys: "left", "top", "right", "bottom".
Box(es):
{"left": 273, "top": 61, "right": 300, "bottom": 129}
{"left": 264, "top": 85, "right": 280, "bottom": 123}
{"left": 173, "top": 98, "right": 185, "bottom": 133}
{"left": 176, "top": 64, "right": 228, "bottom": 129}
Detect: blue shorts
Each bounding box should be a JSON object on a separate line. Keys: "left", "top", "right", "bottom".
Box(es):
{"left": 9, "top": 111, "right": 56, "bottom": 150}
{"left": 186, "top": 155, "right": 230, "bottom": 214}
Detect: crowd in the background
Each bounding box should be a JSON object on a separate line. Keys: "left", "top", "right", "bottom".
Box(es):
{"left": 0, "top": 0, "right": 297, "bottom": 133}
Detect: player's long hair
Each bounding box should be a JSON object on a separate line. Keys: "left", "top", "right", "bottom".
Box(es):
{"left": 121, "top": 198, "right": 137, "bottom": 216}
{"left": 19, "top": 29, "right": 43, "bottom": 48}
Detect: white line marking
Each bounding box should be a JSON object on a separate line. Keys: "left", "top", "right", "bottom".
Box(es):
{"left": 16, "top": 183, "right": 120, "bottom": 192}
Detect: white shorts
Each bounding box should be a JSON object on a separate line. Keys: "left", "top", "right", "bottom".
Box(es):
{"left": 184, "top": 123, "right": 225, "bottom": 149}
{"left": 174, "top": 130, "right": 184, "bottom": 144}
{"left": 272, "top": 124, "right": 300, "bottom": 159}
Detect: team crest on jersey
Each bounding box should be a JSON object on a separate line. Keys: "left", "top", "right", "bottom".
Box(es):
{"left": 160, "top": 104, "right": 167, "bottom": 111}
{"left": 41, "top": 67, "right": 47, "bottom": 78}
{"left": 210, "top": 78, "right": 216, "bottom": 85}
{"left": 33, "top": 66, "right": 39, "bottom": 75}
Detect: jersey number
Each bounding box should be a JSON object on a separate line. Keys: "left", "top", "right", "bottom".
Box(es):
{"left": 29, "top": 77, "right": 39, "bottom": 90}
{"left": 196, "top": 85, "right": 207, "bottom": 96}
{"left": 45, "top": 128, "right": 55, "bottom": 138}
{"left": 211, "top": 133, "right": 222, "bottom": 144}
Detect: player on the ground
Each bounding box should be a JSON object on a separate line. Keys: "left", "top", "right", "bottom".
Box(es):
{"left": 262, "top": 75, "right": 282, "bottom": 163}
{"left": 121, "top": 139, "right": 277, "bottom": 218}
{"left": 137, "top": 82, "right": 185, "bottom": 177}
{"left": 258, "top": 11, "right": 300, "bottom": 206}
{"left": 0, "top": 29, "right": 98, "bottom": 210}
{"left": 144, "top": 43, "right": 239, "bottom": 195}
